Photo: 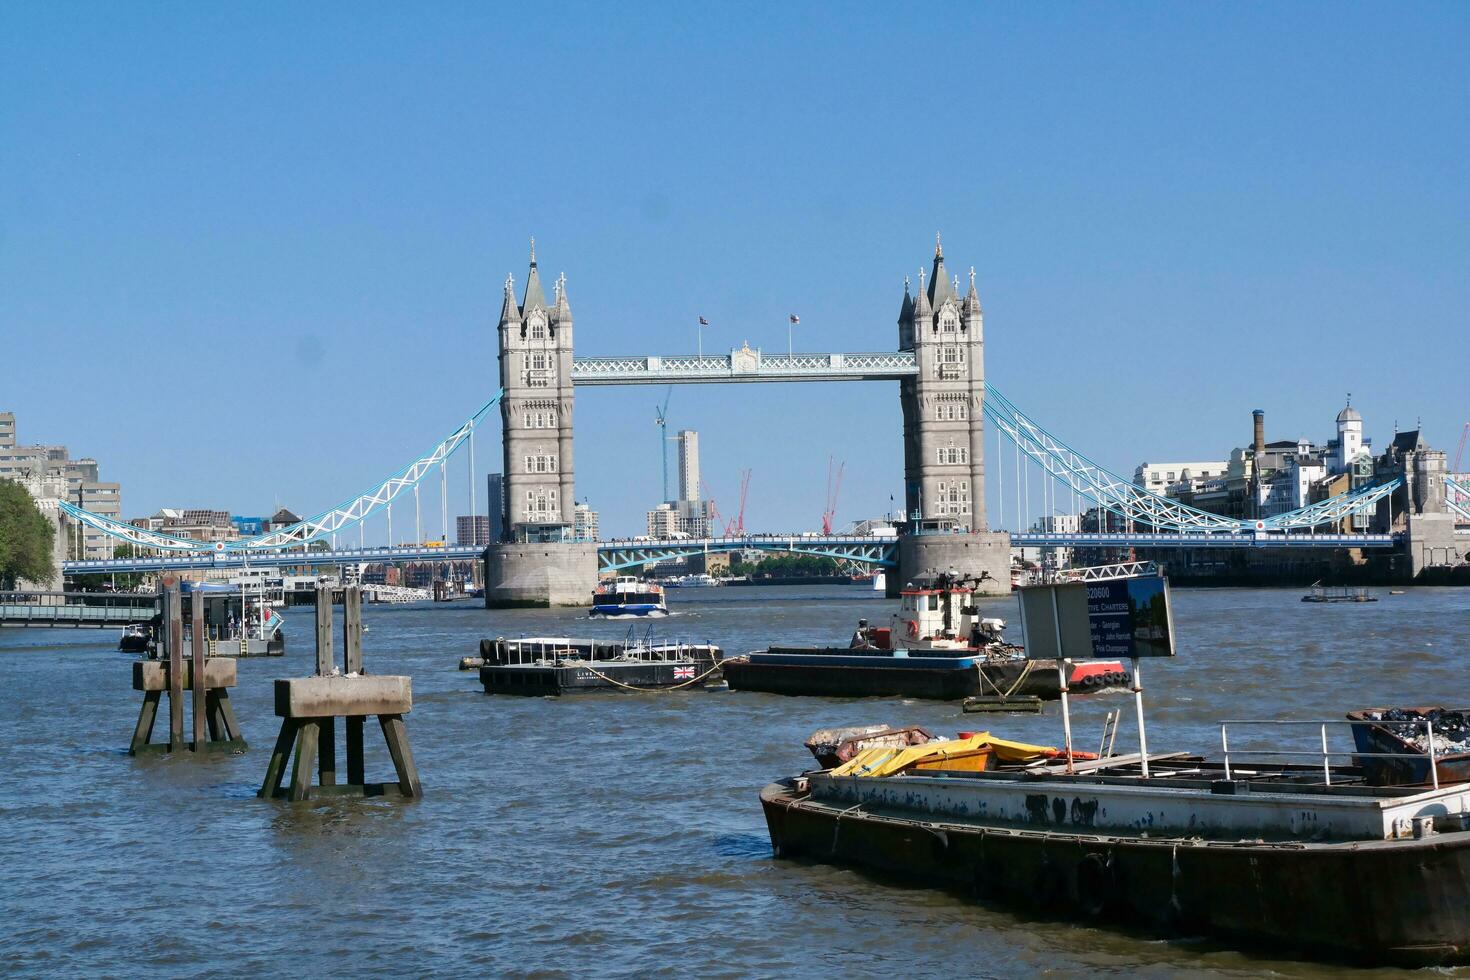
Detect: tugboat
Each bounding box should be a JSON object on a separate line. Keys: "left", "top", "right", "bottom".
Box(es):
{"left": 589, "top": 576, "right": 668, "bottom": 618}
{"left": 722, "top": 573, "right": 1128, "bottom": 700}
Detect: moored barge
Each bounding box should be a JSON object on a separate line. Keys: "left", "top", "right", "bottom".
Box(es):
{"left": 761, "top": 744, "right": 1470, "bottom": 966}
{"left": 477, "top": 635, "right": 723, "bottom": 695}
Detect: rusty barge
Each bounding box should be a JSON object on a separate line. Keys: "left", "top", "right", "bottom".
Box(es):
{"left": 761, "top": 748, "right": 1470, "bottom": 966}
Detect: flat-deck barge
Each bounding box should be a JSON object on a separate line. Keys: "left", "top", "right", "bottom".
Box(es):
{"left": 477, "top": 636, "right": 724, "bottom": 695}
{"left": 762, "top": 750, "right": 1470, "bottom": 965}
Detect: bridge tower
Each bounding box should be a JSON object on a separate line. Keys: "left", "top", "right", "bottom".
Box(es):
{"left": 893, "top": 237, "right": 1010, "bottom": 595}
{"left": 483, "top": 242, "right": 598, "bottom": 607}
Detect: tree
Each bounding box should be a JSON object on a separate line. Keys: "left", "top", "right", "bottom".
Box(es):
{"left": 0, "top": 479, "right": 56, "bottom": 591}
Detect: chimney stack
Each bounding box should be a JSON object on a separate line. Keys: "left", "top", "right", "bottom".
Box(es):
{"left": 1252, "top": 409, "right": 1266, "bottom": 456}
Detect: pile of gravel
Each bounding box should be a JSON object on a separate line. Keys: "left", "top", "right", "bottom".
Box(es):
{"left": 1363, "top": 708, "right": 1470, "bottom": 757}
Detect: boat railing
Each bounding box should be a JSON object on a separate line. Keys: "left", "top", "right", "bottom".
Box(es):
{"left": 1219, "top": 718, "right": 1443, "bottom": 789}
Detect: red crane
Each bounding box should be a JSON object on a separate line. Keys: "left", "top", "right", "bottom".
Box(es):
{"left": 1455, "top": 421, "right": 1469, "bottom": 473}
{"left": 821, "top": 457, "right": 845, "bottom": 534}
{"left": 727, "top": 469, "right": 751, "bottom": 536}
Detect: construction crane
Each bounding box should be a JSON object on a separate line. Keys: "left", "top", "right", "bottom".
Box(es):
{"left": 654, "top": 386, "right": 673, "bottom": 502}
{"left": 821, "top": 457, "right": 845, "bottom": 534}
{"left": 1456, "top": 421, "right": 1469, "bottom": 473}
{"left": 727, "top": 469, "right": 751, "bottom": 536}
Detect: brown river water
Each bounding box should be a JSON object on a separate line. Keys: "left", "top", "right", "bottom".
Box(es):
{"left": 1, "top": 584, "right": 1467, "bottom": 977}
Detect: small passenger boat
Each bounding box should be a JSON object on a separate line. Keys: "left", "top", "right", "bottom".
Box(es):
{"left": 722, "top": 573, "right": 1129, "bottom": 701}
{"left": 118, "top": 622, "right": 154, "bottom": 653}
{"left": 589, "top": 576, "right": 668, "bottom": 617}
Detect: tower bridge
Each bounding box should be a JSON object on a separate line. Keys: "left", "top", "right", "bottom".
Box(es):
{"left": 52, "top": 239, "right": 1460, "bottom": 598}
{"left": 487, "top": 238, "right": 1007, "bottom": 605}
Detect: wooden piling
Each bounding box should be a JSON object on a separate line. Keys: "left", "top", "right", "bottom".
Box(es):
{"left": 259, "top": 585, "right": 419, "bottom": 801}
{"left": 128, "top": 576, "right": 248, "bottom": 756}
{"left": 166, "top": 581, "right": 184, "bottom": 750}
{"left": 191, "top": 589, "right": 206, "bottom": 747}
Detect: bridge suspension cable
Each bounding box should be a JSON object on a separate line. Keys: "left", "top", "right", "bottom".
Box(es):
{"left": 58, "top": 391, "right": 504, "bottom": 553}
{"left": 981, "top": 383, "right": 1401, "bottom": 533}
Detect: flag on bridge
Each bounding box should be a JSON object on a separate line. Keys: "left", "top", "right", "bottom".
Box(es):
{"left": 789, "top": 314, "right": 800, "bottom": 325}
{"left": 698, "top": 316, "right": 709, "bottom": 325}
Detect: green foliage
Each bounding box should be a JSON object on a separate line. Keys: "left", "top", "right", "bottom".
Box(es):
{"left": 729, "top": 552, "right": 840, "bottom": 578}
{"left": 0, "top": 479, "right": 56, "bottom": 590}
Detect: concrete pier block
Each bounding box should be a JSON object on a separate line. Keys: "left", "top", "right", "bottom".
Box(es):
{"left": 891, "top": 531, "right": 1011, "bottom": 597}
{"left": 133, "top": 657, "right": 237, "bottom": 692}
{"left": 483, "top": 541, "right": 598, "bottom": 608}
{"left": 273, "top": 675, "right": 412, "bottom": 719}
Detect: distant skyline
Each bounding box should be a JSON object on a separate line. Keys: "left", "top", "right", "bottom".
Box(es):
{"left": 3, "top": 4, "right": 1466, "bottom": 540}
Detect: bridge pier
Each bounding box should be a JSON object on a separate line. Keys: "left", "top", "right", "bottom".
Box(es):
{"left": 891, "top": 531, "right": 1011, "bottom": 597}
{"left": 482, "top": 541, "right": 598, "bottom": 608}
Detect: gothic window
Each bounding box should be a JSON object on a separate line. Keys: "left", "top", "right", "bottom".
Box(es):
{"left": 524, "top": 455, "right": 533, "bottom": 473}
{"left": 941, "top": 313, "right": 958, "bottom": 333}
{"left": 958, "top": 402, "right": 967, "bottom": 420}
{"left": 531, "top": 321, "right": 546, "bottom": 340}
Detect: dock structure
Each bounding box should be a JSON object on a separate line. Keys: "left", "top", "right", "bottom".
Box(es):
{"left": 128, "top": 578, "right": 246, "bottom": 755}
{"left": 258, "top": 584, "right": 420, "bottom": 802}
{"left": 3, "top": 590, "right": 155, "bottom": 629}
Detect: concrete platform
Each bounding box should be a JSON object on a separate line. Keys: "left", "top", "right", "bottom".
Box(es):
{"left": 133, "top": 657, "right": 237, "bottom": 692}
{"left": 273, "top": 675, "right": 412, "bottom": 718}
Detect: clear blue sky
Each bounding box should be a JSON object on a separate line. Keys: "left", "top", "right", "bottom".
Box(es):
{"left": 3, "top": 3, "right": 1466, "bottom": 540}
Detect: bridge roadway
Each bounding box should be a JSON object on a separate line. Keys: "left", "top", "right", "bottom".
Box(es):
{"left": 60, "top": 529, "right": 1403, "bottom": 576}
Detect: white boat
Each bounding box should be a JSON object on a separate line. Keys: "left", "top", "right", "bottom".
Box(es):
{"left": 590, "top": 577, "right": 668, "bottom": 617}
{"left": 665, "top": 573, "right": 723, "bottom": 589}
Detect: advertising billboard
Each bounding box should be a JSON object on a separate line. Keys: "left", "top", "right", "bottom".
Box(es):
{"left": 1021, "top": 573, "right": 1176, "bottom": 660}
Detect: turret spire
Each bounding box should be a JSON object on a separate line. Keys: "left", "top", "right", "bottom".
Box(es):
{"left": 498, "top": 272, "right": 520, "bottom": 325}
{"left": 521, "top": 237, "right": 546, "bottom": 311}
{"left": 898, "top": 275, "right": 914, "bottom": 323}
{"left": 964, "top": 266, "right": 982, "bottom": 314}
{"left": 927, "top": 234, "right": 955, "bottom": 307}
{"left": 914, "top": 267, "right": 932, "bottom": 316}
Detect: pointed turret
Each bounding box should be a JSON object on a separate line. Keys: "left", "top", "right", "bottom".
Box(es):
{"left": 554, "top": 272, "right": 571, "bottom": 318}
{"left": 521, "top": 237, "right": 546, "bottom": 311}
{"left": 913, "top": 267, "right": 933, "bottom": 319}
{"left": 498, "top": 273, "right": 520, "bottom": 326}
{"left": 927, "top": 233, "right": 957, "bottom": 308}
{"left": 897, "top": 277, "right": 914, "bottom": 324}
{"left": 963, "top": 266, "right": 982, "bottom": 315}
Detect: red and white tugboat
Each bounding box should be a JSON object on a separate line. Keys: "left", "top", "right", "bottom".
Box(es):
{"left": 723, "top": 573, "right": 1129, "bottom": 700}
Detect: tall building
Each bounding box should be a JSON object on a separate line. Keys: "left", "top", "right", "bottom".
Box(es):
{"left": 677, "top": 430, "right": 700, "bottom": 501}
{"left": 896, "top": 237, "right": 987, "bottom": 528}
{"left": 456, "top": 515, "right": 492, "bottom": 547}
{"left": 0, "top": 410, "right": 122, "bottom": 559}
{"left": 574, "top": 502, "right": 600, "bottom": 541}
{"left": 497, "top": 243, "right": 575, "bottom": 541}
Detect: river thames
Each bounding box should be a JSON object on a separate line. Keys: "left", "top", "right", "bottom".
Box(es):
{"left": 2, "top": 584, "right": 1467, "bottom": 977}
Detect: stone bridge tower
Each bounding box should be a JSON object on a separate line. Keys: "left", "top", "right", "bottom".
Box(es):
{"left": 894, "top": 237, "right": 1010, "bottom": 594}
{"left": 497, "top": 242, "right": 576, "bottom": 537}
{"left": 484, "top": 242, "right": 597, "bottom": 607}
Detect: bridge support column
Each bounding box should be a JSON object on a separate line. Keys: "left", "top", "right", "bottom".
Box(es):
{"left": 482, "top": 542, "right": 598, "bottom": 608}
{"left": 891, "top": 531, "right": 1011, "bottom": 597}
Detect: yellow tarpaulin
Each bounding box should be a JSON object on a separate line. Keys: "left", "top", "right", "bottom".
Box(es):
{"left": 829, "top": 731, "right": 1063, "bottom": 778}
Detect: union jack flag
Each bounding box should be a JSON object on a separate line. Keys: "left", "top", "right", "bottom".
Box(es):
{"left": 672, "top": 666, "right": 696, "bottom": 679}
{"left": 698, "top": 316, "right": 709, "bottom": 325}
